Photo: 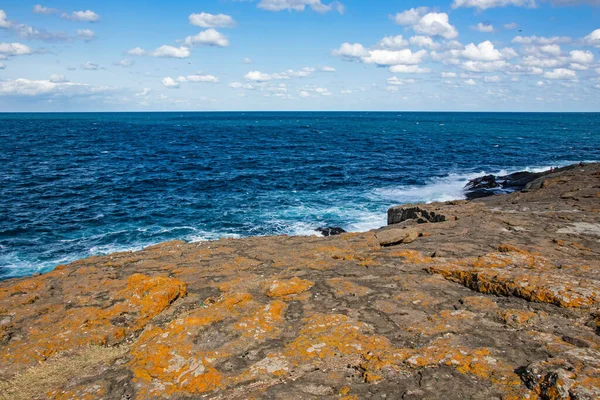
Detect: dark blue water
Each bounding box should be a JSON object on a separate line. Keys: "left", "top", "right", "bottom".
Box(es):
{"left": 1, "top": 112, "right": 599, "bottom": 279}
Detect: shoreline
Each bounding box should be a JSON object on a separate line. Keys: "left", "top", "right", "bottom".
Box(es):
{"left": 2, "top": 161, "right": 592, "bottom": 282}
{"left": 1, "top": 163, "right": 599, "bottom": 398}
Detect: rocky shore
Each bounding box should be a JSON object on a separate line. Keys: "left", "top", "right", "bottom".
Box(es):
{"left": 1, "top": 163, "right": 599, "bottom": 399}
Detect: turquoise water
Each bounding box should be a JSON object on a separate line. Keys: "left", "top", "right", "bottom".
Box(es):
{"left": 1, "top": 112, "right": 599, "bottom": 279}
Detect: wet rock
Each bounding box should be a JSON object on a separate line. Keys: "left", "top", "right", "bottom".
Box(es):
{"left": 315, "top": 227, "right": 346, "bottom": 236}
{"left": 387, "top": 206, "right": 446, "bottom": 225}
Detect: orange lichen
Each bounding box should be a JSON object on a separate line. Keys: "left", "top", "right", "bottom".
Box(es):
{"left": 234, "top": 301, "right": 287, "bottom": 340}
{"left": 461, "top": 296, "right": 499, "bottom": 311}
{"left": 265, "top": 277, "right": 314, "bottom": 299}
{"left": 327, "top": 278, "right": 370, "bottom": 297}
{"left": 496, "top": 309, "right": 538, "bottom": 328}
{"left": 391, "top": 250, "right": 433, "bottom": 265}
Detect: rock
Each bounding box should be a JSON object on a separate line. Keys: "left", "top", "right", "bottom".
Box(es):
{"left": 464, "top": 170, "right": 552, "bottom": 200}
{"left": 387, "top": 206, "right": 446, "bottom": 225}
{"left": 315, "top": 227, "right": 346, "bottom": 236}
{"left": 375, "top": 229, "right": 419, "bottom": 246}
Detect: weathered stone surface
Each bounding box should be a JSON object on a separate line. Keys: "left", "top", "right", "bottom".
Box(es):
{"left": 1, "top": 163, "right": 600, "bottom": 399}
{"left": 388, "top": 205, "right": 447, "bottom": 225}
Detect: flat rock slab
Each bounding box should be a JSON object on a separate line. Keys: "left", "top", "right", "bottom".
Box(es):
{"left": 1, "top": 163, "right": 600, "bottom": 400}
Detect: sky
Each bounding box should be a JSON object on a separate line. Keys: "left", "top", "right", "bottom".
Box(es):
{"left": 0, "top": 0, "right": 599, "bottom": 112}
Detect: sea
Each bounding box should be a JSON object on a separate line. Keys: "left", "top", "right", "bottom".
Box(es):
{"left": 1, "top": 112, "right": 599, "bottom": 280}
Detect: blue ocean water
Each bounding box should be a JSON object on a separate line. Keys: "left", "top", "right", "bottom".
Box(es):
{"left": 1, "top": 112, "right": 599, "bottom": 279}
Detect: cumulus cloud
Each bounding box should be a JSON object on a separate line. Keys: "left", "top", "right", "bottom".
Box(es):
{"left": 189, "top": 12, "right": 236, "bottom": 28}
{"left": 471, "top": 23, "right": 495, "bottom": 32}
{"left": 62, "top": 10, "right": 100, "bottom": 22}
{"left": 150, "top": 45, "right": 191, "bottom": 58}
{"left": 161, "top": 77, "right": 180, "bottom": 88}
{"left": 77, "top": 29, "right": 95, "bottom": 42}
{"left": 389, "top": 65, "right": 431, "bottom": 73}
{"left": 0, "top": 42, "right": 33, "bottom": 56}
{"left": 570, "top": 50, "right": 594, "bottom": 64}
{"left": 332, "top": 43, "right": 368, "bottom": 59}
{"left": 584, "top": 29, "right": 600, "bottom": 47}
{"left": 544, "top": 68, "right": 577, "bottom": 79}
{"left": 33, "top": 5, "right": 58, "bottom": 15}
{"left": 377, "top": 35, "right": 408, "bottom": 49}
{"left": 127, "top": 47, "right": 146, "bottom": 56}
{"left": 362, "top": 49, "right": 428, "bottom": 66}
{"left": 409, "top": 36, "right": 440, "bottom": 49}
{"left": 442, "top": 72, "right": 457, "bottom": 78}
{"left": 464, "top": 78, "right": 477, "bottom": 85}
{"left": 245, "top": 71, "right": 274, "bottom": 82}
{"left": 455, "top": 41, "right": 517, "bottom": 61}
{"left": 452, "top": 0, "right": 536, "bottom": 9}
{"left": 393, "top": 8, "right": 458, "bottom": 39}
{"left": 0, "top": 62, "right": 5, "bottom": 69}
{"left": 257, "top": 0, "right": 345, "bottom": 13}
{"left": 243, "top": 57, "right": 253, "bottom": 64}
{"left": 320, "top": 66, "right": 336, "bottom": 72}
{"left": 244, "top": 67, "right": 316, "bottom": 82}
{"left": 1, "top": 9, "right": 68, "bottom": 42}
{"left": 386, "top": 77, "right": 416, "bottom": 85}
{"left": 183, "top": 29, "right": 229, "bottom": 47}
{"left": 0, "top": 78, "right": 108, "bottom": 97}
{"left": 484, "top": 75, "right": 501, "bottom": 82}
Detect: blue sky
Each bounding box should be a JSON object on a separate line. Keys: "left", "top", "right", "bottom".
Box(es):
{"left": 0, "top": 0, "right": 599, "bottom": 111}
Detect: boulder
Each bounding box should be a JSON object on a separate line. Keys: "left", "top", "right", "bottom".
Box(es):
{"left": 387, "top": 206, "right": 446, "bottom": 226}
{"left": 375, "top": 229, "right": 419, "bottom": 246}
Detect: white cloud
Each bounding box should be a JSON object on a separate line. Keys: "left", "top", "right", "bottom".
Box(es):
{"left": 33, "top": 5, "right": 58, "bottom": 15}
{"left": 458, "top": 41, "right": 517, "bottom": 61}
{"left": 286, "top": 67, "right": 315, "bottom": 77}
{"left": 539, "top": 44, "right": 561, "bottom": 56}
{"left": 570, "top": 50, "right": 594, "bottom": 64}
{"left": 49, "top": 74, "right": 67, "bottom": 83}
{"left": 299, "top": 91, "right": 310, "bottom": 97}
{"left": 504, "top": 22, "right": 519, "bottom": 30}
{"left": 150, "top": 45, "right": 191, "bottom": 58}
{"left": 257, "top": 0, "right": 345, "bottom": 13}
{"left": 189, "top": 13, "right": 236, "bottom": 28}
{"left": 0, "top": 10, "right": 9, "bottom": 28}
{"left": 320, "top": 66, "right": 336, "bottom": 72}
{"left": 243, "top": 57, "right": 253, "bottom": 64}
{"left": 442, "top": 72, "right": 457, "bottom": 78}
{"left": 114, "top": 59, "right": 135, "bottom": 67}
{"left": 229, "top": 82, "right": 256, "bottom": 90}
{"left": 362, "top": 49, "right": 428, "bottom": 66}
{"left": 0, "top": 42, "right": 33, "bottom": 56}
{"left": 389, "top": 64, "right": 431, "bottom": 73}
{"left": 392, "top": 7, "right": 429, "bottom": 25}
{"left": 81, "top": 62, "right": 99, "bottom": 70}
{"left": 62, "top": 10, "right": 100, "bottom": 22}
{"left": 471, "top": 23, "right": 495, "bottom": 32}
{"left": 484, "top": 75, "right": 501, "bottom": 82}
{"left": 414, "top": 13, "right": 458, "bottom": 39}
{"left": 127, "top": 47, "right": 146, "bottom": 56}
{"left": 596, "top": 68, "right": 600, "bottom": 75}
{"left": 409, "top": 36, "right": 440, "bottom": 49}
{"left": 464, "top": 79, "right": 477, "bottom": 85}
{"left": 183, "top": 29, "right": 229, "bottom": 47}
{"left": 77, "top": 29, "right": 95, "bottom": 42}
{"left": 245, "top": 71, "right": 274, "bottom": 82}
{"left": 377, "top": 35, "right": 408, "bottom": 49}
{"left": 387, "top": 76, "right": 416, "bottom": 85}
{"left": 393, "top": 9, "right": 458, "bottom": 39}
{"left": 332, "top": 43, "right": 368, "bottom": 59}
{"left": 0, "top": 78, "right": 107, "bottom": 96}
{"left": 0, "top": 62, "right": 5, "bottom": 69}
{"left": 161, "top": 77, "right": 180, "bottom": 88}
{"left": 452, "top": 0, "right": 536, "bottom": 9}
{"left": 544, "top": 68, "right": 577, "bottom": 80}
{"left": 178, "top": 74, "right": 220, "bottom": 83}
{"left": 584, "top": 29, "right": 600, "bottom": 47}
{"left": 569, "top": 63, "right": 588, "bottom": 71}
{"left": 461, "top": 60, "right": 510, "bottom": 72}
{"left": 512, "top": 35, "right": 571, "bottom": 45}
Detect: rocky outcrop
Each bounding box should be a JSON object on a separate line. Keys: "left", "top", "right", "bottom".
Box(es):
{"left": 387, "top": 205, "right": 447, "bottom": 225}
{"left": 1, "top": 163, "right": 600, "bottom": 399}
{"left": 315, "top": 227, "right": 346, "bottom": 236}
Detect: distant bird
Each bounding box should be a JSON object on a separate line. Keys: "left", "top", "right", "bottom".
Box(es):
{"left": 518, "top": 29, "right": 522, "bottom": 32}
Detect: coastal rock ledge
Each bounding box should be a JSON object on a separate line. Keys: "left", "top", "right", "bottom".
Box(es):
{"left": 1, "top": 164, "right": 600, "bottom": 399}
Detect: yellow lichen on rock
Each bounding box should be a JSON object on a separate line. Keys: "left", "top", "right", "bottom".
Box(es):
{"left": 265, "top": 277, "right": 314, "bottom": 299}
{"left": 327, "top": 278, "right": 370, "bottom": 297}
